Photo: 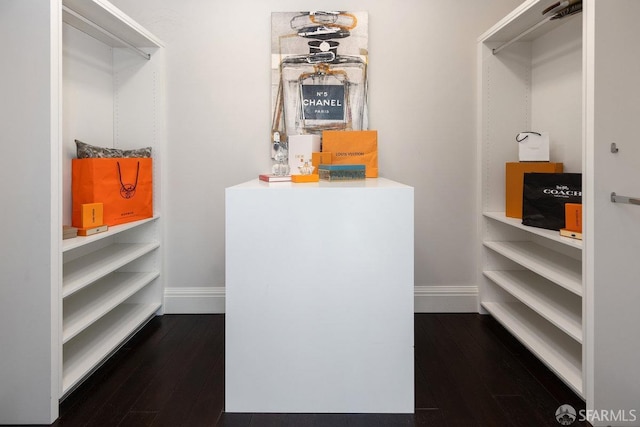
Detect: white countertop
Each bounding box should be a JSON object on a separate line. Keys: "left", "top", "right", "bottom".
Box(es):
{"left": 229, "top": 177, "right": 412, "bottom": 190}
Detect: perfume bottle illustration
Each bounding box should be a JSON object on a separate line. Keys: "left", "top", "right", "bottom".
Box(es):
{"left": 278, "top": 11, "right": 367, "bottom": 137}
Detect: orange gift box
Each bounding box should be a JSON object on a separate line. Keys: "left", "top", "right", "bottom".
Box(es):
{"left": 322, "top": 130, "right": 378, "bottom": 178}
{"left": 506, "top": 162, "right": 563, "bottom": 218}
{"left": 80, "top": 202, "right": 104, "bottom": 228}
{"left": 564, "top": 203, "right": 582, "bottom": 232}
{"left": 291, "top": 174, "right": 319, "bottom": 183}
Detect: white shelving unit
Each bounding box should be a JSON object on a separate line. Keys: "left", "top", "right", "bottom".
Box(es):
{"left": 63, "top": 271, "right": 159, "bottom": 343}
{"left": 483, "top": 211, "right": 583, "bottom": 250}
{"left": 59, "top": 0, "right": 165, "bottom": 399}
{"left": 63, "top": 242, "right": 159, "bottom": 297}
{"left": 0, "top": 1, "right": 164, "bottom": 423}
{"left": 482, "top": 270, "right": 582, "bottom": 342}
{"left": 479, "top": 2, "right": 640, "bottom": 422}
{"left": 482, "top": 301, "right": 583, "bottom": 392}
{"left": 477, "top": 0, "right": 585, "bottom": 398}
{"left": 61, "top": 218, "right": 162, "bottom": 395}
{"left": 483, "top": 239, "right": 582, "bottom": 295}
{"left": 62, "top": 301, "right": 161, "bottom": 392}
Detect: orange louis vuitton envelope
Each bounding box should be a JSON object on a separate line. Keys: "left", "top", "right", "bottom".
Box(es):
{"left": 322, "top": 130, "right": 378, "bottom": 178}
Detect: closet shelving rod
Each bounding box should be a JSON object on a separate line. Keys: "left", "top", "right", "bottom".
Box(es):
{"left": 492, "top": 15, "right": 552, "bottom": 55}
{"left": 62, "top": 5, "right": 151, "bottom": 60}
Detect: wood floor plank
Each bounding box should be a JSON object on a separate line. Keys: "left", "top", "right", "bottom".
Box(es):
{"left": 434, "top": 314, "right": 525, "bottom": 395}
{"left": 83, "top": 315, "right": 204, "bottom": 426}
{"left": 345, "top": 413, "right": 405, "bottom": 427}
{"left": 52, "top": 314, "right": 589, "bottom": 427}
{"left": 478, "top": 314, "right": 587, "bottom": 414}
{"left": 54, "top": 315, "right": 179, "bottom": 426}
{"left": 180, "top": 362, "right": 225, "bottom": 427}
{"left": 413, "top": 324, "right": 439, "bottom": 411}
{"left": 151, "top": 315, "right": 225, "bottom": 426}
{"left": 418, "top": 314, "right": 515, "bottom": 426}
{"left": 456, "top": 314, "right": 587, "bottom": 425}
{"left": 131, "top": 315, "right": 222, "bottom": 412}
{"left": 413, "top": 409, "right": 446, "bottom": 426}
{"left": 117, "top": 411, "right": 158, "bottom": 427}
{"left": 434, "top": 314, "right": 520, "bottom": 426}
{"left": 215, "top": 413, "right": 252, "bottom": 427}
{"left": 181, "top": 331, "right": 226, "bottom": 426}
{"left": 271, "top": 413, "right": 350, "bottom": 427}
{"left": 437, "top": 313, "right": 564, "bottom": 425}
{"left": 494, "top": 395, "right": 557, "bottom": 427}
{"left": 413, "top": 315, "right": 483, "bottom": 425}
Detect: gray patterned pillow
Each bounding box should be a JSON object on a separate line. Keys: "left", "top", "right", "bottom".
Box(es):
{"left": 75, "top": 140, "right": 152, "bottom": 158}
{"left": 122, "top": 147, "right": 152, "bottom": 158}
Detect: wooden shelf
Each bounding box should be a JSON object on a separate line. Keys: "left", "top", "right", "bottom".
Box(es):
{"left": 482, "top": 301, "right": 583, "bottom": 396}
{"left": 62, "top": 302, "right": 160, "bottom": 394}
{"left": 63, "top": 242, "right": 159, "bottom": 297}
{"left": 62, "top": 217, "right": 159, "bottom": 253}
{"left": 63, "top": 271, "right": 159, "bottom": 343}
{"left": 484, "top": 270, "right": 582, "bottom": 342}
{"left": 484, "top": 212, "right": 582, "bottom": 250}
{"left": 62, "top": 0, "right": 162, "bottom": 48}
{"left": 483, "top": 240, "right": 582, "bottom": 296}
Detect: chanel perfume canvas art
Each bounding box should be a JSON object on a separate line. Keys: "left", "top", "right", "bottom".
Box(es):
{"left": 271, "top": 11, "right": 369, "bottom": 143}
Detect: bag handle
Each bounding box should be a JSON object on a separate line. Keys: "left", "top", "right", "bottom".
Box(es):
{"left": 516, "top": 131, "right": 542, "bottom": 143}
{"left": 117, "top": 161, "right": 140, "bottom": 199}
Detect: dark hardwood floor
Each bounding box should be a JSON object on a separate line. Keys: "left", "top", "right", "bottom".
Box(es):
{"left": 46, "top": 314, "right": 588, "bottom": 426}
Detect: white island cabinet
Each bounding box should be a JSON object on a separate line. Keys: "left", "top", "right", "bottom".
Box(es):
{"left": 225, "top": 178, "right": 414, "bottom": 413}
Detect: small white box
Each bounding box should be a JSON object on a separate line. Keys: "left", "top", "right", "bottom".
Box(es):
{"left": 288, "top": 134, "right": 321, "bottom": 175}
{"left": 517, "top": 131, "right": 549, "bottom": 162}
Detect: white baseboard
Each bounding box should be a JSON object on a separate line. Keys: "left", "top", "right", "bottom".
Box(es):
{"left": 163, "top": 285, "right": 478, "bottom": 314}
{"left": 163, "top": 287, "right": 226, "bottom": 314}
{"left": 414, "top": 285, "right": 479, "bottom": 313}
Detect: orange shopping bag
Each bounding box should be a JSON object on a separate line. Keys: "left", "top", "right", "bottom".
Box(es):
{"left": 322, "top": 130, "right": 378, "bottom": 178}
{"left": 72, "top": 158, "right": 153, "bottom": 227}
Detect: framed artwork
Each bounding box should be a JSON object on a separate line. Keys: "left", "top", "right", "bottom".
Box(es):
{"left": 271, "top": 11, "right": 369, "bottom": 148}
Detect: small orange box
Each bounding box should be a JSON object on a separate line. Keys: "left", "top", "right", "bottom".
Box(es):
{"left": 506, "top": 162, "right": 563, "bottom": 218}
{"left": 564, "top": 203, "right": 582, "bottom": 232}
{"left": 80, "top": 202, "right": 104, "bottom": 228}
{"left": 291, "top": 174, "right": 319, "bottom": 183}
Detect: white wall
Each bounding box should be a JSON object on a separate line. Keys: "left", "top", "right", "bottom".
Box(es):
{"left": 110, "top": 0, "right": 524, "bottom": 313}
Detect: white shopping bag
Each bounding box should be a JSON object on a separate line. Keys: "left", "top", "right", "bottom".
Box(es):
{"left": 517, "top": 131, "right": 549, "bottom": 162}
